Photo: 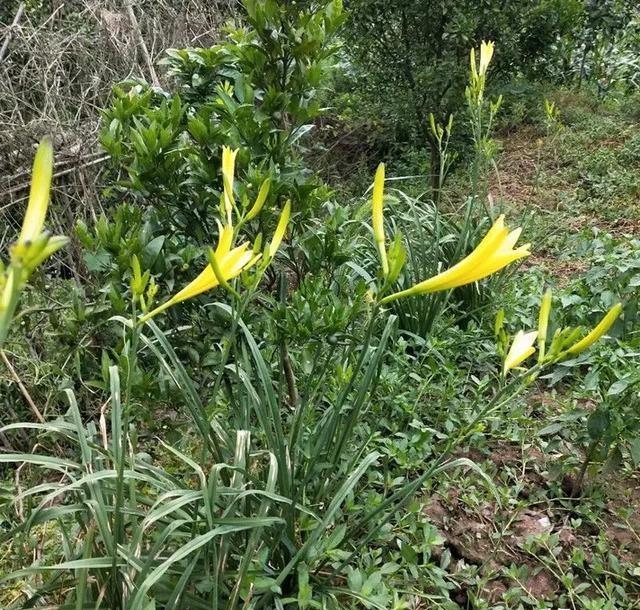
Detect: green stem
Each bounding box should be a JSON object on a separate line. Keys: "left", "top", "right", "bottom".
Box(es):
{"left": 572, "top": 439, "right": 599, "bottom": 498}
{"left": 112, "top": 301, "right": 140, "bottom": 608}
{"left": 0, "top": 268, "right": 24, "bottom": 347}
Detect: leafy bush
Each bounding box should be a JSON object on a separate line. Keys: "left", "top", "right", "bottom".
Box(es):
{"left": 100, "top": 0, "right": 344, "bottom": 242}
{"left": 342, "top": 0, "right": 584, "bottom": 150}
{"left": 573, "top": 1, "right": 640, "bottom": 93}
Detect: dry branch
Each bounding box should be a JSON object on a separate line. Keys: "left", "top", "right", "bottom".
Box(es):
{"left": 124, "top": 0, "right": 161, "bottom": 88}
{"left": 0, "top": 2, "right": 24, "bottom": 64}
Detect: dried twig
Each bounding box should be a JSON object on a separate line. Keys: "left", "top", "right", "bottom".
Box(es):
{"left": 0, "top": 2, "right": 24, "bottom": 64}
{"left": 124, "top": 0, "right": 160, "bottom": 87}
{"left": 0, "top": 154, "right": 110, "bottom": 201}
{"left": 1, "top": 349, "right": 45, "bottom": 423}
{"left": 1, "top": 0, "right": 232, "bottom": 236}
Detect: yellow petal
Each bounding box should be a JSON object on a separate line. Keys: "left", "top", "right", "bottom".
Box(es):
{"left": 171, "top": 245, "right": 252, "bottom": 305}
{"left": 268, "top": 200, "right": 291, "bottom": 259}
{"left": 19, "top": 138, "right": 53, "bottom": 245}
{"left": 458, "top": 243, "right": 530, "bottom": 284}
{"left": 501, "top": 227, "right": 522, "bottom": 250}
{"left": 479, "top": 40, "right": 495, "bottom": 76}
{"left": 28, "top": 235, "right": 69, "bottom": 269}
{"left": 409, "top": 215, "right": 508, "bottom": 293}
{"left": 221, "top": 243, "right": 253, "bottom": 276}
{"left": 372, "top": 163, "right": 388, "bottom": 276}
{"left": 380, "top": 215, "right": 529, "bottom": 305}
{"left": 504, "top": 330, "right": 538, "bottom": 375}
{"left": 170, "top": 264, "right": 219, "bottom": 305}
{"left": 215, "top": 223, "right": 234, "bottom": 258}
{"left": 567, "top": 303, "right": 623, "bottom": 355}
{"left": 139, "top": 242, "right": 257, "bottom": 322}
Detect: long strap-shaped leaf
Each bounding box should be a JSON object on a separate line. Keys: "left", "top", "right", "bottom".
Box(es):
{"left": 211, "top": 303, "right": 290, "bottom": 496}
{"left": 329, "top": 315, "right": 396, "bottom": 469}
{"left": 227, "top": 452, "right": 279, "bottom": 610}
{"left": 259, "top": 451, "right": 380, "bottom": 608}
{"left": 133, "top": 317, "right": 227, "bottom": 461}
{"left": 126, "top": 520, "right": 283, "bottom": 610}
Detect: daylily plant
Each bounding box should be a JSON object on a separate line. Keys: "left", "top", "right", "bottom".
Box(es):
{"left": 381, "top": 214, "right": 530, "bottom": 304}
{"left": 138, "top": 148, "right": 291, "bottom": 323}
{"left": 0, "top": 139, "right": 68, "bottom": 345}
{"left": 370, "top": 156, "right": 530, "bottom": 305}
{"left": 501, "top": 289, "right": 623, "bottom": 375}
{"left": 367, "top": 157, "right": 622, "bottom": 378}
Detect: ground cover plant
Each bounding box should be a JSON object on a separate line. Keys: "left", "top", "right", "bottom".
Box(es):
{"left": 1, "top": 1, "right": 639, "bottom": 608}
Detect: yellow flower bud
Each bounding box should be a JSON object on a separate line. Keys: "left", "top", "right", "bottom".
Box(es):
{"left": 504, "top": 330, "right": 538, "bottom": 375}
{"left": 537, "top": 289, "right": 552, "bottom": 362}
{"left": 371, "top": 163, "right": 388, "bottom": 276}
{"left": 568, "top": 303, "right": 623, "bottom": 356}
{"left": 19, "top": 138, "right": 53, "bottom": 246}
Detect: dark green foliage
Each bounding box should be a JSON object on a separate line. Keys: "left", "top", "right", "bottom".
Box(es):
{"left": 574, "top": 0, "right": 640, "bottom": 93}
{"left": 100, "top": 0, "right": 344, "bottom": 243}
{"left": 343, "top": 0, "right": 585, "bottom": 148}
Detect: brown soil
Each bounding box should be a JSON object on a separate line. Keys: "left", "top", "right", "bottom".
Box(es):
{"left": 492, "top": 124, "right": 640, "bottom": 238}
{"left": 423, "top": 441, "right": 640, "bottom": 605}
{"left": 490, "top": 126, "right": 541, "bottom": 208}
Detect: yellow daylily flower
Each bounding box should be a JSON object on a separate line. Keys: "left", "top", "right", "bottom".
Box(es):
{"left": 268, "top": 200, "right": 291, "bottom": 259}
{"left": 478, "top": 40, "right": 495, "bottom": 77}
{"left": 19, "top": 138, "right": 53, "bottom": 245}
{"left": 222, "top": 146, "right": 238, "bottom": 225}
{"left": 567, "top": 303, "right": 623, "bottom": 356}
{"left": 504, "top": 330, "right": 538, "bottom": 375}
{"left": 380, "top": 215, "right": 530, "bottom": 304}
{"left": 371, "top": 163, "right": 389, "bottom": 276}
{"left": 139, "top": 223, "right": 259, "bottom": 322}
{"left": 537, "top": 288, "right": 552, "bottom": 361}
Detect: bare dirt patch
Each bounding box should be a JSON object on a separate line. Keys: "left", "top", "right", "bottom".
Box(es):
{"left": 522, "top": 252, "right": 589, "bottom": 286}
{"left": 490, "top": 126, "right": 540, "bottom": 209}
{"left": 422, "top": 441, "right": 640, "bottom": 605}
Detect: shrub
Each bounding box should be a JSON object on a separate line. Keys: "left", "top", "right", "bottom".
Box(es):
{"left": 342, "top": 0, "right": 584, "bottom": 150}
{"left": 100, "top": 0, "right": 345, "bottom": 243}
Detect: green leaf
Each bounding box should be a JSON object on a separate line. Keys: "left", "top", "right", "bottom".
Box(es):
{"left": 629, "top": 438, "right": 640, "bottom": 466}
{"left": 128, "top": 521, "right": 282, "bottom": 609}
{"left": 602, "top": 446, "right": 623, "bottom": 475}
{"left": 142, "top": 236, "right": 165, "bottom": 268}
{"left": 538, "top": 422, "right": 564, "bottom": 436}
{"left": 297, "top": 564, "right": 312, "bottom": 609}
{"left": 587, "top": 409, "right": 610, "bottom": 440}
{"left": 380, "top": 562, "right": 400, "bottom": 574}
{"left": 607, "top": 379, "right": 629, "bottom": 396}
